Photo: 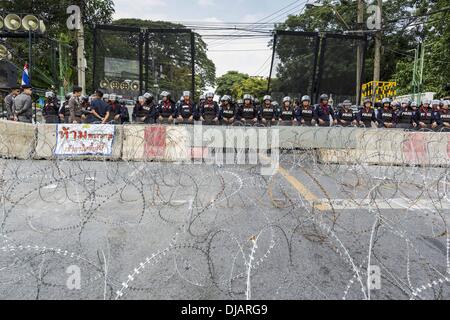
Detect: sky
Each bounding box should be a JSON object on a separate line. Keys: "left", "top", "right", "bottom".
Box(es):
{"left": 112, "top": 0, "right": 309, "bottom": 79}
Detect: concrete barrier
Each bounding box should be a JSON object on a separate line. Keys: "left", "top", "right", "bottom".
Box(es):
{"left": 318, "top": 130, "right": 450, "bottom": 166}
{"left": 0, "top": 120, "right": 36, "bottom": 159}
{"left": 34, "top": 123, "right": 123, "bottom": 160}
{"left": 122, "top": 124, "right": 191, "bottom": 162}
{"left": 1, "top": 119, "right": 449, "bottom": 166}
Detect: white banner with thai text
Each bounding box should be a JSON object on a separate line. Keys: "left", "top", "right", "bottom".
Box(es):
{"left": 55, "top": 124, "right": 115, "bottom": 156}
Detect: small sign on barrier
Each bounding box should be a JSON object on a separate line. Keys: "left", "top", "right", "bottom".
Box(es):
{"left": 55, "top": 124, "right": 115, "bottom": 156}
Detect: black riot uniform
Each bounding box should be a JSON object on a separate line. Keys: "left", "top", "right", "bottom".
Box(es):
{"left": 416, "top": 101, "right": 432, "bottom": 129}
{"left": 357, "top": 99, "right": 376, "bottom": 128}
{"left": 259, "top": 95, "right": 277, "bottom": 126}
{"left": 177, "top": 92, "right": 197, "bottom": 124}
{"left": 336, "top": 100, "right": 356, "bottom": 127}
{"left": 158, "top": 91, "right": 176, "bottom": 124}
{"left": 199, "top": 92, "right": 219, "bottom": 125}
{"left": 135, "top": 93, "right": 157, "bottom": 124}
{"left": 219, "top": 95, "right": 236, "bottom": 125}
{"left": 397, "top": 100, "right": 416, "bottom": 129}
{"left": 58, "top": 94, "right": 72, "bottom": 123}
{"left": 278, "top": 97, "right": 297, "bottom": 126}
{"left": 237, "top": 94, "right": 258, "bottom": 124}
{"left": 297, "top": 96, "right": 315, "bottom": 126}
{"left": 42, "top": 92, "right": 60, "bottom": 123}
{"left": 377, "top": 99, "right": 398, "bottom": 128}
{"left": 439, "top": 104, "right": 450, "bottom": 130}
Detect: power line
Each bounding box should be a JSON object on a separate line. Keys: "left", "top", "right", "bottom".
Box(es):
{"left": 206, "top": 0, "right": 307, "bottom": 48}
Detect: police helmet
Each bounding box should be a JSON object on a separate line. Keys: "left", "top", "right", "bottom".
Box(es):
{"left": 363, "top": 98, "right": 373, "bottom": 105}
{"left": 319, "top": 94, "right": 329, "bottom": 101}
{"left": 411, "top": 101, "right": 418, "bottom": 108}
{"left": 342, "top": 100, "right": 352, "bottom": 107}
{"left": 422, "top": 98, "right": 431, "bottom": 105}
{"left": 282, "top": 96, "right": 292, "bottom": 103}
{"left": 206, "top": 92, "right": 214, "bottom": 99}
{"left": 254, "top": 98, "right": 260, "bottom": 105}
{"left": 301, "top": 95, "right": 311, "bottom": 102}
{"left": 183, "top": 91, "right": 192, "bottom": 97}
{"left": 221, "top": 95, "right": 231, "bottom": 102}
{"left": 199, "top": 94, "right": 206, "bottom": 101}
{"left": 431, "top": 99, "right": 440, "bottom": 106}
{"left": 401, "top": 98, "right": 411, "bottom": 105}
{"left": 271, "top": 101, "right": 279, "bottom": 108}
{"left": 263, "top": 95, "right": 272, "bottom": 102}
{"left": 243, "top": 94, "right": 253, "bottom": 102}
{"left": 382, "top": 98, "right": 391, "bottom": 105}
{"left": 160, "top": 91, "right": 171, "bottom": 98}
{"left": 45, "top": 91, "right": 55, "bottom": 99}
{"left": 143, "top": 92, "right": 153, "bottom": 100}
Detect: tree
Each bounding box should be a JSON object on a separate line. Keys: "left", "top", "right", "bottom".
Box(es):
{"left": 108, "top": 19, "right": 216, "bottom": 99}
{"left": 216, "top": 71, "right": 268, "bottom": 100}
{"left": 274, "top": 0, "right": 450, "bottom": 99}
{"left": 215, "top": 71, "right": 249, "bottom": 96}
{"left": 0, "top": 0, "right": 115, "bottom": 91}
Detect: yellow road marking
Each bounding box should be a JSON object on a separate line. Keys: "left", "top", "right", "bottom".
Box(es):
{"left": 260, "top": 154, "right": 330, "bottom": 211}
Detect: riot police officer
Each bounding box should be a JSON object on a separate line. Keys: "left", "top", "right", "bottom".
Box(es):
{"left": 314, "top": 94, "right": 336, "bottom": 127}
{"left": 397, "top": 98, "right": 416, "bottom": 129}
{"left": 237, "top": 94, "right": 258, "bottom": 125}
{"left": 377, "top": 98, "right": 397, "bottom": 128}
{"left": 199, "top": 92, "right": 219, "bottom": 125}
{"left": 416, "top": 98, "right": 432, "bottom": 129}
{"left": 158, "top": 91, "right": 176, "bottom": 124}
{"left": 439, "top": 100, "right": 450, "bottom": 130}
{"left": 336, "top": 100, "right": 356, "bottom": 127}
{"left": 357, "top": 98, "right": 377, "bottom": 128}
{"left": 259, "top": 95, "right": 277, "bottom": 126}
{"left": 297, "top": 95, "right": 315, "bottom": 126}
{"left": 58, "top": 93, "right": 72, "bottom": 123}
{"left": 278, "top": 96, "right": 297, "bottom": 126}
{"left": 431, "top": 100, "right": 442, "bottom": 130}
{"left": 135, "top": 92, "right": 157, "bottom": 124}
{"left": 219, "top": 95, "right": 236, "bottom": 125}
{"left": 199, "top": 94, "right": 206, "bottom": 106}
{"left": 176, "top": 91, "right": 197, "bottom": 124}
{"left": 42, "top": 91, "right": 60, "bottom": 123}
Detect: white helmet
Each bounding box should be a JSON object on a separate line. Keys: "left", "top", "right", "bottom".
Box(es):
{"left": 301, "top": 95, "right": 311, "bottom": 102}
{"left": 45, "top": 91, "right": 55, "bottom": 98}
{"left": 283, "top": 96, "right": 292, "bottom": 103}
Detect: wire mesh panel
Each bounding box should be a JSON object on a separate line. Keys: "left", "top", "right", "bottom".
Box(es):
{"left": 317, "top": 34, "right": 366, "bottom": 105}
{"left": 93, "top": 25, "right": 142, "bottom": 100}
{"left": 144, "top": 30, "right": 194, "bottom": 101}
{"left": 269, "top": 31, "right": 319, "bottom": 104}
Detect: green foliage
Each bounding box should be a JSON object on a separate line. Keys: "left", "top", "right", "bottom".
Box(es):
{"left": 273, "top": 0, "right": 450, "bottom": 99}
{"left": 109, "top": 19, "right": 216, "bottom": 98}
{"left": 216, "top": 71, "right": 267, "bottom": 100}
{"left": 0, "top": 0, "right": 115, "bottom": 90}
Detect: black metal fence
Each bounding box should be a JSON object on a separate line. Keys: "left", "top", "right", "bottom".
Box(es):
{"left": 268, "top": 30, "right": 366, "bottom": 105}
{"left": 93, "top": 25, "right": 195, "bottom": 101}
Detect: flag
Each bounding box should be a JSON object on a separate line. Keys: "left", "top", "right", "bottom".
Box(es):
{"left": 21, "top": 63, "right": 30, "bottom": 86}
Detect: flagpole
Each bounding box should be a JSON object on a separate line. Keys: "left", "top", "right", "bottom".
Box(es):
{"left": 28, "top": 30, "right": 36, "bottom": 123}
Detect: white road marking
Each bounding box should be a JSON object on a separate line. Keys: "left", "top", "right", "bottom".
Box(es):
{"left": 315, "top": 198, "right": 450, "bottom": 211}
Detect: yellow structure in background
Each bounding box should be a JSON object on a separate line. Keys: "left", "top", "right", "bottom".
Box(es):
{"left": 362, "top": 81, "right": 397, "bottom": 102}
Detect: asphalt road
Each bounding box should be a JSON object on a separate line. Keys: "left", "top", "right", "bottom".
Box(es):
{"left": 0, "top": 153, "right": 449, "bottom": 300}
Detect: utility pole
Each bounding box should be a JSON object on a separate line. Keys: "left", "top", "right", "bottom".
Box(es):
{"left": 373, "top": 0, "right": 382, "bottom": 83}
{"left": 356, "top": 0, "right": 364, "bottom": 105}
{"left": 76, "top": 23, "right": 86, "bottom": 95}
